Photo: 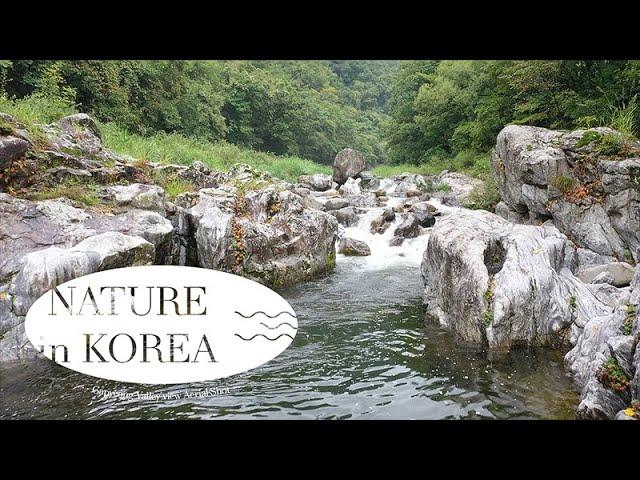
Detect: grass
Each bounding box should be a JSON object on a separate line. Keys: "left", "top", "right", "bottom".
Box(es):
{"left": 29, "top": 180, "right": 99, "bottom": 206}
{"left": 100, "top": 122, "right": 330, "bottom": 184}
{"left": 161, "top": 178, "right": 197, "bottom": 201}
{"left": 435, "top": 181, "right": 452, "bottom": 192}
{"left": 552, "top": 175, "right": 578, "bottom": 194}
{"left": 372, "top": 150, "right": 492, "bottom": 179}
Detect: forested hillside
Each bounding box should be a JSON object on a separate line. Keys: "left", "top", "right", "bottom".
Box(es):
{"left": 0, "top": 60, "right": 398, "bottom": 165}
{"left": 1, "top": 60, "right": 639, "bottom": 179}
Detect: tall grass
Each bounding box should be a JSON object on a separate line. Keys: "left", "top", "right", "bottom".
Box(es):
{"left": 101, "top": 122, "right": 331, "bottom": 183}
{"left": 0, "top": 93, "right": 331, "bottom": 183}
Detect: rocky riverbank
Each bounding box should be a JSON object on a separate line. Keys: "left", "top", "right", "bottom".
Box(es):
{"left": 1, "top": 111, "right": 638, "bottom": 420}
{"left": 421, "top": 125, "right": 640, "bottom": 419}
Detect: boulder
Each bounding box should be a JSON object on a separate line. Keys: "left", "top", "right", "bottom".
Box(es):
{"left": 493, "top": 125, "right": 640, "bottom": 262}
{"left": 333, "top": 148, "right": 366, "bottom": 185}
{"left": 433, "top": 172, "right": 483, "bottom": 207}
{"left": 0, "top": 232, "right": 154, "bottom": 361}
{"left": 340, "top": 177, "right": 362, "bottom": 196}
{"left": 324, "top": 198, "right": 350, "bottom": 211}
{"left": 178, "top": 186, "right": 338, "bottom": 288}
{"left": 388, "top": 236, "right": 404, "bottom": 247}
{"left": 370, "top": 215, "right": 390, "bottom": 235}
{"left": 393, "top": 214, "right": 420, "bottom": 239}
{"left": 338, "top": 237, "right": 371, "bottom": 256}
{"left": 0, "top": 135, "right": 29, "bottom": 171}
{"left": 578, "top": 262, "right": 635, "bottom": 287}
{"left": 106, "top": 183, "right": 166, "bottom": 213}
{"left": 330, "top": 206, "right": 359, "bottom": 227}
{"left": 421, "top": 208, "right": 610, "bottom": 349}
{"left": 298, "top": 173, "right": 332, "bottom": 192}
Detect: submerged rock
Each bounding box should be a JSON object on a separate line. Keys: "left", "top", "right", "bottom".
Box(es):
{"left": 338, "top": 237, "right": 371, "bottom": 256}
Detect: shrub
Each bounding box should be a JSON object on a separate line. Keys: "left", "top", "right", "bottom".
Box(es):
{"left": 464, "top": 174, "right": 500, "bottom": 212}
{"left": 435, "top": 181, "right": 451, "bottom": 192}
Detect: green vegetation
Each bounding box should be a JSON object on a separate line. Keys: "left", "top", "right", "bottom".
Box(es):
{"left": 622, "top": 304, "right": 636, "bottom": 335}
{"left": 597, "top": 357, "right": 630, "bottom": 393}
{"left": 435, "top": 182, "right": 452, "bottom": 193}
{"left": 552, "top": 175, "right": 578, "bottom": 194}
{"left": 483, "top": 310, "right": 493, "bottom": 328}
{"left": 0, "top": 60, "right": 398, "bottom": 165}
{"left": 29, "top": 179, "right": 99, "bottom": 206}
{"left": 2, "top": 60, "right": 639, "bottom": 184}
{"left": 465, "top": 174, "right": 500, "bottom": 211}
{"left": 569, "top": 296, "right": 577, "bottom": 311}
{"left": 102, "top": 122, "right": 330, "bottom": 183}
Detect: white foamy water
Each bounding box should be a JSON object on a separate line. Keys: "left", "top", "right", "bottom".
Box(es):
{"left": 334, "top": 178, "right": 449, "bottom": 269}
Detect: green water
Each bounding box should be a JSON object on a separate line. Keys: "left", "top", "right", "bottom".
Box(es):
{"left": 0, "top": 261, "right": 579, "bottom": 419}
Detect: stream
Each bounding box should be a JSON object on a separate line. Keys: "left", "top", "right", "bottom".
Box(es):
{"left": 0, "top": 187, "right": 580, "bottom": 419}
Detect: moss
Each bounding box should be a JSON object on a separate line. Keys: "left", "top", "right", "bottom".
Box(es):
{"left": 569, "top": 296, "right": 577, "bottom": 311}
{"left": 596, "top": 357, "right": 630, "bottom": 393}
{"left": 326, "top": 250, "right": 336, "bottom": 271}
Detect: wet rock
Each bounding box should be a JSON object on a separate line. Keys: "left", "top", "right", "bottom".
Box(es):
{"left": 324, "top": 198, "right": 350, "bottom": 211}
{"left": 298, "top": 173, "right": 332, "bottom": 192}
{"left": 333, "top": 148, "right": 366, "bottom": 185}
{"left": 338, "top": 237, "right": 371, "bottom": 256}
{"left": 578, "top": 262, "right": 635, "bottom": 287}
{"left": 330, "top": 206, "right": 359, "bottom": 227}
{"left": 370, "top": 215, "right": 390, "bottom": 234}
{"left": 394, "top": 214, "right": 420, "bottom": 239}
{"left": 388, "top": 236, "right": 404, "bottom": 247}
{"left": 382, "top": 208, "right": 395, "bottom": 222}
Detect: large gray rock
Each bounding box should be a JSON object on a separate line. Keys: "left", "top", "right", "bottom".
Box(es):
{"left": 338, "top": 237, "right": 371, "bottom": 256}
{"left": 0, "top": 135, "right": 29, "bottom": 171}
{"left": 421, "top": 208, "right": 610, "bottom": 349}
{"left": 330, "top": 206, "right": 360, "bottom": 227}
{"left": 333, "top": 148, "right": 366, "bottom": 185}
{"left": 434, "top": 171, "right": 483, "bottom": 207}
{"left": 176, "top": 186, "right": 338, "bottom": 288}
{"left": 0, "top": 232, "right": 154, "bottom": 361}
{"left": 298, "top": 173, "right": 332, "bottom": 192}
{"left": 106, "top": 183, "right": 166, "bottom": 213}
{"left": 578, "top": 262, "right": 635, "bottom": 287}
{"left": 493, "top": 125, "right": 640, "bottom": 262}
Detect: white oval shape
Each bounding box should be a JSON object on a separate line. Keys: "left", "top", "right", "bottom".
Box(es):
{"left": 25, "top": 266, "right": 297, "bottom": 384}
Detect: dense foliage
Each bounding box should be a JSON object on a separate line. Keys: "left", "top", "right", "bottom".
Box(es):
{"left": 1, "top": 60, "right": 638, "bottom": 177}
{"left": 383, "top": 60, "right": 640, "bottom": 165}
{"left": 0, "top": 60, "right": 397, "bottom": 165}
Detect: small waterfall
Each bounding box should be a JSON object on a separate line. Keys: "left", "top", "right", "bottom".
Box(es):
{"left": 335, "top": 179, "right": 447, "bottom": 269}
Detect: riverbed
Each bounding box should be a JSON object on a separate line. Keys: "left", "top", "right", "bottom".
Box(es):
{"left": 0, "top": 197, "right": 579, "bottom": 419}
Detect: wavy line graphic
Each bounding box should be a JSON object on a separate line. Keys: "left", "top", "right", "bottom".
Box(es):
{"left": 234, "top": 310, "right": 297, "bottom": 319}
{"left": 259, "top": 321, "right": 297, "bottom": 330}
{"left": 234, "top": 333, "right": 295, "bottom": 341}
